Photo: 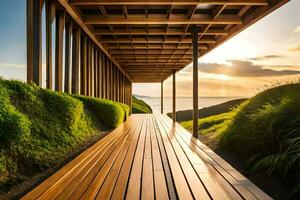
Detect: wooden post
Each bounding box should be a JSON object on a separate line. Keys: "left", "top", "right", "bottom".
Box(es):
{"left": 94, "top": 50, "right": 98, "bottom": 97}
{"left": 64, "top": 21, "right": 72, "bottom": 93}
{"left": 86, "top": 40, "right": 90, "bottom": 96}
{"left": 45, "top": 0, "right": 55, "bottom": 89}
{"left": 116, "top": 70, "right": 119, "bottom": 102}
{"left": 161, "top": 80, "right": 164, "bottom": 114}
{"left": 172, "top": 70, "right": 176, "bottom": 122}
{"left": 90, "top": 45, "right": 94, "bottom": 97}
{"left": 55, "top": 10, "right": 65, "bottom": 92}
{"left": 191, "top": 25, "right": 200, "bottom": 138}
{"left": 98, "top": 51, "right": 102, "bottom": 98}
{"left": 26, "top": 0, "right": 43, "bottom": 86}
{"left": 102, "top": 54, "right": 106, "bottom": 99}
{"left": 72, "top": 27, "right": 81, "bottom": 94}
{"left": 80, "top": 36, "right": 87, "bottom": 95}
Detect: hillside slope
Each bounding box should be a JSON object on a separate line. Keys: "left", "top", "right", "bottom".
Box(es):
{"left": 181, "top": 83, "right": 300, "bottom": 197}
{"left": 132, "top": 95, "right": 152, "bottom": 113}
{"left": 0, "top": 79, "right": 129, "bottom": 194}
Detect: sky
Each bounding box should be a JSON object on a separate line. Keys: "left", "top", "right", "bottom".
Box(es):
{"left": 0, "top": 0, "right": 299, "bottom": 97}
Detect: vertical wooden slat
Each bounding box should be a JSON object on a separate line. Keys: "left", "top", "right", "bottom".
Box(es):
{"left": 102, "top": 55, "right": 106, "bottom": 99}
{"left": 45, "top": 0, "right": 55, "bottom": 89}
{"left": 27, "top": 0, "right": 43, "bottom": 86}
{"left": 72, "top": 27, "right": 81, "bottom": 94}
{"left": 80, "top": 35, "right": 87, "bottom": 95}
{"left": 172, "top": 70, "right": 176, "bottom": 122}
{"left": 86, "top": 40, "right": 90, "bottom": 96}
{"left": 90, "top": 45, "right": 94, "bottom": 97}
{"left": 116, "top": 69, "right": 119, "bottom": 102}
{"left": 106, "top": 58, "right": 110, "bottom": 99}
{"left": 94, "top": 49, "right": 98, "bottom": 97}
{"left": 112, "top": 65, "right": 115, "bottom": 101}
{"left": 98, "top": 51, "right": 102, "bottom": 98}
{"left": 64, "top": 21, "right": 72, "bottom": 93}
{"left": 55, "top": 10, "right": 65, "bottom": 92}
{"left": 161, "top": 80, "right": 163, "bottom": 114}
{"left": 192, "top": 26, "right": 199, "bottom": 138}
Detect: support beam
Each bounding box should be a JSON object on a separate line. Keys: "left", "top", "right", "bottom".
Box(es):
{"left": 64, "top": 21, "right": 72, "bottom": 93}
{"left": 72, "top": 28, "right": 81, "bottom": 94}
{"left": 191, "top": 26, "right": 199, "bottom": 138}
{"left": 84, "top": 15, "right": 242, "bottom": 25}
{"left": 45, "top": 0, "right": 55, "bottom": 89}
{"left": 71, "top": 0, "right": 269, "bottom": 6}
{"left": 161, "top": 80, "right": 163, "bottom": 114}
{"left": 26, "top": 0, "right": 43, "bottom": 85}
{"left": 172, "top": 71, "right": 176, "bottom": 122}
{"left": 55, "top": 11, "right": 65, "bottom": 92}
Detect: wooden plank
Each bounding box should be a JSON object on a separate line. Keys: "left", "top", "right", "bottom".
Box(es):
{"left": 26, "top": 0, "right": 43, "bottom": 86}
{"left": 101, "top": 38, "right": 216, "bottom": 44}
{"left": 79, "top": 116, "right": 142, "bottom": 199}
{"left": 22, "top": 116, "right": 134, "bottom": 200}
{"left": 86, "top": 40, "right": 91, "bottom": 96}
{"left": 157, "top": 115, "right": 243, "bottom": 200}
{"left": 94, "top": 49, "right": 98, "bottom": 97}
{"left": 161, "top": 115, "right": 272, "bottom": 200}
{"left": 125, "top": 115, "right": 148, "bottom": 199}
{"left": 111, "top": 115, "right": 147, "bottom": 199}
{"left": 156, "top": 115, "right": 210, "bottom": 200}
{"left": 96, "top": 115, "right": 143, "bottom": 199}
{"left": 64, "top": 21, "right": 72, "bottom": 93}
{"left": 72, "top": 27, "right": 81, "bottom": 94}
{"left": 55, "top": 10, "right": 65, "bottom": 92}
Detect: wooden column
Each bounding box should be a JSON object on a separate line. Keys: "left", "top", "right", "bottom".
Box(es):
{"left": 26, "top": 0, "right": 43, "bottom": 86}
{"left": 192, "top": 26, "right": 200, "bottom": 138}
{"left": 80, "top": 36, "right": 87, "bottom": 95}
{"left": 106, "top": 59, "right": 110, "bottom": 99}
{"left": 86, "top": 41, "right": 90, "bottom": 96}
{"left": 129, "top": 81, "right": 132, "bottom": 114}
{"left": 98, "top": 51, "right": 102, "bottom": 98}
{"left": 64, "top": 21, "right": 72, "bottom": 93}
{"left": 102, "top": 54, "right": 106, "bottom": 99}
{"left": 72, "top": 28, "right": 81, "bottom": 94}
{"left": 94, "top": 50, "right": 98, "bottom": 97}
{"left": 116, "top": 70, "right": 119, "bottom": 102}
{"left": 161, "top": 80, "right": 164, "bottom": 114}
{"left": 45, "top": 0, "right": 55, "bottom": 89}
{"left": 172, "top": 71, "right": 176, "bottom": 122}
{"left": 112, "top": 66, "right": 116, "bottom": 101}
{"left": 90, "top": 45, "right": 94, "bottom": 97}
{"left": 55, "top": 11, "right": 65, "bottom": 92}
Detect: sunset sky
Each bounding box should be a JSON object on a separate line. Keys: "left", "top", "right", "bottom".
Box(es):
{"left": 0, "top": 1, "right": 299, "bottom": 97}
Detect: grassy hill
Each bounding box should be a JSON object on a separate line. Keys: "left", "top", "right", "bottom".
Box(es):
{"left": 0, "top": 79, "right": 129, "bottom": 193}
{"left": 132, "top": 95, "right": 152, "bottom": 113}
{"left": 168, "top": 98, "right": 246, "bottom": 122}
{"left": 181, "top": 83, "right": 300, "bottom": 196}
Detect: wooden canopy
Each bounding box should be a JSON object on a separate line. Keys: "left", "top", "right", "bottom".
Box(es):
{"left": 64, "top": 0, "right": 288, "bottom": 82}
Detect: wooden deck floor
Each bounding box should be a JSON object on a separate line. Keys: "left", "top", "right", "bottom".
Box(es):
{"left": 22, "top": 114, "right": 272, "bottom": 200}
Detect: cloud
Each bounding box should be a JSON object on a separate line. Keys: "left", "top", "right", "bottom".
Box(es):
{"left": 247, "top": 54, "right": 285, "bottom": 61}
{"left": 295, "top": 26, "right": 300, "bottom": 33}
{"left": 0, "top": 63, "right": 25, "bottom": 68}
{"left": 195, "top": 60, "right": 300, "bottom": 77}
{"left": 289, "top": 45, "right": 300, "bottom": 52}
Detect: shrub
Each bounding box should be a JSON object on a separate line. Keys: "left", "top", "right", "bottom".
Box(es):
{"left": 74, "top": 95, "right": 128, "bottom": 128}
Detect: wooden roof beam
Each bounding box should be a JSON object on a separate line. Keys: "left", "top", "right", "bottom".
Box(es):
{"left": 107, "top": 44, "right": 208, "bottom": 50}
{"left": 84, "top": 15, "right": 242, "bottom": 25}
{"left": 71, "top": 0, "right": 268, "bottom": 6}
{"left": 102, "top": 38, "right": 216, "bottom": 44}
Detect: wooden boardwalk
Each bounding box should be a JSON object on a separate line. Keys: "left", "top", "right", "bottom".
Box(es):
{"left": 22, "top": 114, "right": 272, "bottom": 200}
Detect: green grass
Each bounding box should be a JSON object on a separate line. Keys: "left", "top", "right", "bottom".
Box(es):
{"left": 0, "top": 78, "right": 128, "bottom": 190}
{"left": 132, "top": 95, "right": 152, "bottom": 113}
{"left": 180, "top": 83, "right": 300, "bottom": 196}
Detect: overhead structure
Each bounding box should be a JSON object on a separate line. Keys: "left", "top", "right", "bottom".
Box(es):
{"left": 66, "top": 0, "right": 288, "bottom": 82}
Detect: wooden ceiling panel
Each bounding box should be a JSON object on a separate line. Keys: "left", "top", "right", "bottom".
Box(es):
{"left": 66, "top": 0, "right": 289, "bottom": 82}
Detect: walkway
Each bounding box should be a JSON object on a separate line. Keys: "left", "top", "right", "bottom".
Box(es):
{"left": 22, "top": 114, "right": 272, "bottom": 200}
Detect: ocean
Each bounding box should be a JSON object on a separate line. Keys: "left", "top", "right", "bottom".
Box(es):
{"left": 137, "top": 96, "right": 244, "bottom": 114}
